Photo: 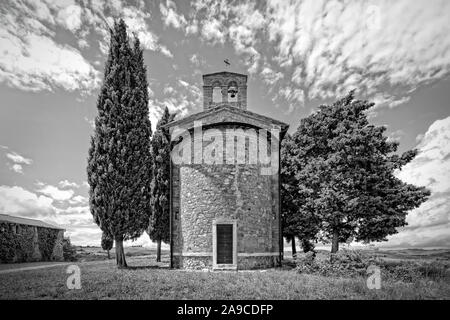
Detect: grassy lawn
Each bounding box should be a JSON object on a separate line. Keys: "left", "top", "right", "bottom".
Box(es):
{"left": 0, "top": 252, "right": 449, "bottom": 300}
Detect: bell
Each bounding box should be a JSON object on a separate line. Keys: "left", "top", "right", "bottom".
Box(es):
{"left": 228, "top": 88, "right": 237, "bottom": 98}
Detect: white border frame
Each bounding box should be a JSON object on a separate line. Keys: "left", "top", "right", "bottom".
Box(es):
{"left": 212, "top": 219, "right": 237, "bottom": 270}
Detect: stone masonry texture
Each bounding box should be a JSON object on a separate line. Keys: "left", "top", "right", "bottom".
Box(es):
{"left": 171, "top": 123, "right": 281, "bottom": 270}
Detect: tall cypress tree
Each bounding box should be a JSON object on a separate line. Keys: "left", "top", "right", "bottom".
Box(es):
{"left": 87, "top": 19, "right": 152, "bottom": 267}
{"left": 147, "top": 107, "right": 175, "bottom": 262}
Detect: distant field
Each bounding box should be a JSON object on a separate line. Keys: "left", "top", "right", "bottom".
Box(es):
{"left": 371, "top": 248, "right": 450, "bottom": 262}
{"left": 73, "top": 246, "right": 167, "bottom": 262}
{"left": 0, "top": 248, "right": 448, "bottom": 299}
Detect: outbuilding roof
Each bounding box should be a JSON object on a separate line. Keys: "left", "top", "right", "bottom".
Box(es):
{"left": 0, "top": 214, "right": 64, "bottom": 230}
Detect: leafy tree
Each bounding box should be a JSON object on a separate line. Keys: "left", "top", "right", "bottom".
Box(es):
{"left": 290, "top": 90, "right": 430, "bottom": 253}
{"left": 101, "top": 232, "right": 114, "bottom": 259}
{"left": 147, "top": 107, "right": 175, "bottom": 262}
{"left": 62, "top": 237, "right": 77, "bottom": 262}
{"left": 281, "top": 133, "right": 320, "bottom": 254}
{"left": 87, "top": 19, "right": 152, "bottom": 267}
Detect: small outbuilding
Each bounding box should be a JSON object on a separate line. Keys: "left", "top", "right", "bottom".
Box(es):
{"left": 166, "top": 71, "right": 289, "bottom": 270}
{"left": 0, "top": 214, "right": 65, "bottom": 263}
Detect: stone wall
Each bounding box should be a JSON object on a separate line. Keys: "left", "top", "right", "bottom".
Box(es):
{"left": 51, "top": 230, "right": 65, "bottom": 261}
{"left": 237, "top": 256, "right": 280, "bottom": 270}
{"left": 171, "top": 123, "right": 280, "bottom": 270}
{"left": 0, "top": 222, "right": 64, "bottom": 263}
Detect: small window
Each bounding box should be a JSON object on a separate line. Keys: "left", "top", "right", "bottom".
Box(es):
{"left": 212, "top": 87, "right": 222, "bottom": 103}
{"left": 174, "top": 208, "right": 179, "bottom": 220}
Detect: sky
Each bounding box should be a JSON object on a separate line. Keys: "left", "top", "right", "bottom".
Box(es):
{"left": 0, "top": 0, "right": 449, "bottom": 248}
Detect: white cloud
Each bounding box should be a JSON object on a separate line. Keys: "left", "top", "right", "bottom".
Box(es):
{"left": 55, "top": 4, "right": 82, "bottom": 32}
{"left": 201, "top": 18, "right": 226, "bottom": 44}
{"left": 387, "top": 116, "right": 450, "bottom": 248}
{"left": 149, "top": 102, "right": 164, "bottom": 132}
{"left": 59, "top": 180, "right": 79, "bottom": 189}
{"left": 160, "top": 0, "right": 187, "bottom": 29}
{"left": 186, "top": 19, "right": 199, "bottom": 35}
{"left": 0, "top": 185, "right": 55, "bottom": 218}
{"left": 0, "top": 27, "right": 100, "bottom": 93}
{"left": 178, "top": 79, "right": 189, "bottom": 87}
{"left": 96, "top": 4, "right": 174, "bottom": 58}
{"left": 0, "top": 0, "right": 176, "bottom": 93}
{"left": 3, "top": 150, "right": 32, "bottom": 174}
{"left": 185, "top": 0, "right": 450, "bottom": 112}
{"left": 0, "top": 1, "right": 101, "bottom": 93}
{"left": 387, "top": 129, "right": 405, "bottom": 143}
{"left": 163, "top": 86, "right": 175, "bottom": 95}
{"left": 68, "top": 195, "right": 88, "bottom": 205}
{"left": 37, "top": 184, "right": 74, "bottom": 201}
{"left": 260, "top": 65, "right": 284, "bottom": 86}
{"left": 265, "top": 0, "right": 450, "bottom": 110}
{"left": 190, "top": 53, "right": 204, "bottom": 67}
{"left": 10, "top": 164, "right": 24, "bottom": 174}
{"left": 6, "top": 152, "right": 32, "bottom": 165}
{"left": 159, "top": 45, "right": 174, "bottom": 58}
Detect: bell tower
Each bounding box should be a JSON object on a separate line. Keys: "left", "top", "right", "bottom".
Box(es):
{"left": 202, "top": 71, "right": 247, "bottom": 110}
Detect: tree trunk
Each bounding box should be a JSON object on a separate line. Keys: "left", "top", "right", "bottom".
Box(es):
{"left": 115, "top": 236, "right": 127, "bottom": 268}
{"left": 331, "top": 229, "right": 339, "bottom": 253}
{"left": 107, "top": 250, "right": 110, "bottom": 259}
{"left": 156, "top": 239, "right": 161, "bottom": 262}
{"left": 291, "top": 236, "right": 297, "bottom": 258}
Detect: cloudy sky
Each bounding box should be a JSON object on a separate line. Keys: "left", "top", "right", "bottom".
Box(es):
{"left": 0, "top": 0, "right": 449, "bottom": 248}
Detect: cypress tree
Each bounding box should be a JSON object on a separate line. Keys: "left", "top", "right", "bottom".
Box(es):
{"left": 147, "top": 107, "right": 175, "bottom": 262}
{"left": 87, "top": 19, "right": 152, "bottom": 267}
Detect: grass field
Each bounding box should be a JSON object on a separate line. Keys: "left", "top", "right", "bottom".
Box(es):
{"left": 0, "top": 247, "right": 449, "bottom": 300}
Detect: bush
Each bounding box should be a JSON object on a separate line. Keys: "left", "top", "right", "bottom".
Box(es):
{"left": 380, "top": 260, "right": 449, "bottom": 283}
{"left": 416, "top": 261, "right": 450, "bottom": 281}
{"left": 295, "top": 251, "right": 317, "bottom": 273}
{"left": 296, "top": 249, "right": 379, "bottom": 278}
{"left": 380, "top": 261, "right": 422, "bottom": 282}
{"left": 62, "top": 237, "right": 77, "bottom": 262}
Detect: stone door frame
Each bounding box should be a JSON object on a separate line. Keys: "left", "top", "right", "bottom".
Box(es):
{"left": 212, "top": 219, "right": 237, "bottom": 270}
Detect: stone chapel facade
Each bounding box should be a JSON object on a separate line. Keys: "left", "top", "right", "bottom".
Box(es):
{"left": 166, "top": 71, "right": 289, "bottom": 270}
